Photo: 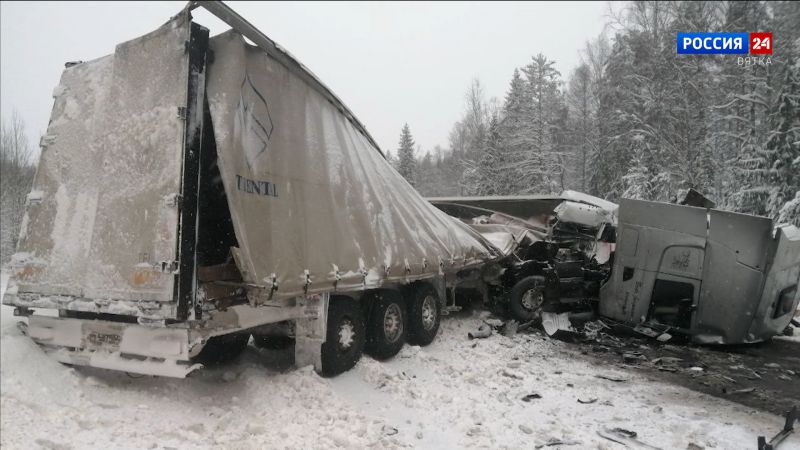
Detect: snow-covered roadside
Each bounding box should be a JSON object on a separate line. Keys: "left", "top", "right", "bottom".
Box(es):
{"left": 1, "top": 273, "right": 794, "bottom": 450}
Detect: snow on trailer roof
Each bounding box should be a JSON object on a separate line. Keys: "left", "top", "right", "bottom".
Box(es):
{"left": 427, "top": 194, "right": 565, "bottom": 203}
{"left": 429, "top": 192, "right": 618, "bottom": 218}
{"left": 186, "top": 1, "right": 385, "bottom": 157}
{"left": 429, "top": 191, "right": 618, "bottom": 212}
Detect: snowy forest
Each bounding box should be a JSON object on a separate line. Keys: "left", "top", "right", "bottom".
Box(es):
{"left": 390, "top": 1, "right": 800, "bottom": 227}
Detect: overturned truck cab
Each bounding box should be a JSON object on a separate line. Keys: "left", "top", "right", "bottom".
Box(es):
{"left": 600, "top": 199, "right": 800, "bottom": 344}
{"left": 2, "top": 2, "right": 499, "bottom": 378}
{"left": 432, "top": 193, "right": 799, "bottom": 345}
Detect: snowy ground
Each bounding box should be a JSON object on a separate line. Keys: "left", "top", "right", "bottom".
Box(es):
{"left": 1, "top": 273, "right": 797, "bottom": 450}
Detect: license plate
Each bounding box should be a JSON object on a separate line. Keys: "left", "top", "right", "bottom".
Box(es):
{"left": 87, "top": 331, "right": 122, "bottom": 348}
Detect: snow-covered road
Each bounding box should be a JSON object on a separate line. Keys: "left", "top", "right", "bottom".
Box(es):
{"left": 1, "top": 274, "right": 796, "bottom": 450}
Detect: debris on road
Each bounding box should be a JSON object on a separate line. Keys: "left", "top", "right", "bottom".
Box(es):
{"left": 521, "top": 393, "right": 542, "bottom": 402}
{"left": 724, "top": 387, "right": 756, "bottom": 395}
{"left": 468, "top": 325, "right": 493, "bottom": 340}
{"left": 651, "top": 357, "right": 683, "bottom": 366}
{"left": 541, "top": 312, "right": 577, "bottom": 340}
{"left": 578, "top": 397, "right": 598, "bottom": 404}
{"left": 597, "top": 427, "right": 663, "bottom": 449}
{"left": 623, "top": 352, "right": 648, "bottom": 364}
{"left": 501, "top": 320, "right": 519, "bottom": 337}
{"left": 757, "top": 406, "right": 797, "bottom": 450}
{"left": 534, "top": 438, "right": 583, "bottom": 448}
{"left": 502, "top": 368, "right": 525, "bottom": 379}
{"left": 596, "top": 374, "right": 629, "bottom": 383}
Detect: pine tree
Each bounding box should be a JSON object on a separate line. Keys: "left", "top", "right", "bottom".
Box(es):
{"left": 474, "top": 114, "right": 508, "bottom": 195}
{"left": 764, "top": 1, "right": 800, "bottom": 222}
{"left": 664, "top": 1, "right": 719, "bottom": 200}
{"left": 496, "top": 68, "right": 529, "bottom": 194}
{"left": 458, "top": 80, "right": 491, "bottom": 195}
{"left": 566, "top": 64, "right": 593, "bottom": 192}
{"left": 778, "top": 191, "right": 800, "bottom": 227}
{"left": 397, "top": 123, "right": 417, "bottom": 187}
{"left": 592, "top": 33, "right": 639, "bottom": 200}
{"left": 717, "top": 1, "right": 772, "bottom": 213}
{"left": 621, "top": 137, "right": 652, "bottom": 200}
{"left": 415, "top": 151, "right": 444, "bottom": 197}
{"left": 519, "top": 53, "right": 566, "bottom": 194}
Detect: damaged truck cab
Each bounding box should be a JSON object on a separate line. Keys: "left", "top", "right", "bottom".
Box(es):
{"left": 2, "top": 2, "right": 499, "bottom": 378}
{"left": 600, "top": 199, "right": 800, "bottom": 344}
{"left": 430, "top": 192, "right": 617, "bottom": 322}
{"left": 433, "top": 194, "right": 799, "bottom": 345}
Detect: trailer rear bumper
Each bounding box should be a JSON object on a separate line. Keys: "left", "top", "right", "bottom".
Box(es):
{"left": 27, "top": 315, "right": 202, "bottom": 378}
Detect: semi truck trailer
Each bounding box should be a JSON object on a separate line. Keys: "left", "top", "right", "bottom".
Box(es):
{"left": 2, "top": 2, "right": 500, "bottom": 378}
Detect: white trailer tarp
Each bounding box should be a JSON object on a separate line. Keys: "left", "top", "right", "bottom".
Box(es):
{"left": 206, "top": 32, "right": 496, "bottom": 300}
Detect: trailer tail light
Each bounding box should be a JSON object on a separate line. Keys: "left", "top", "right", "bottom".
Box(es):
{"left": 773, "top": 285, "right": 797, "bottom": 319}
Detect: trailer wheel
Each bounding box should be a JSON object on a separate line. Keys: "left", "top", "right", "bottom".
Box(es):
{"left": 407, "top": 284, "right": 441, "bottom": 346}
{"left": 193, "top": 332, "right": 250, "bottom": 366}
{"left": 365, "top": 291, "right": 407, "bottom": 360}
{"left": 320, "top": 297, "right": 365, "bottom": 377}
{"left": 509, "top": 276, "right": 547, "bottom": 322}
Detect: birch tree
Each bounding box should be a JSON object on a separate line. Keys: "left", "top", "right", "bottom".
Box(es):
{"left": 1, "top": 111, "right": 35, "bottom": 264}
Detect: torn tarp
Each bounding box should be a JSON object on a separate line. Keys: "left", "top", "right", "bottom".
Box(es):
{"left": 205, "top": 32, "right": 498, "bottom": 300}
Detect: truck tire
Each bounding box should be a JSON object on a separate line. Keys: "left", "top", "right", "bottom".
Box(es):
{"left": 194, "top": 332, "right": 250, "bottom": 366}
{"left": 509, "top": 276, "right": 547, "bottom": 322}
{"left": 320, "top": 297, "right": 365, "bottom": 377}
{"left": 407, "top": 284, "right": 441, "bottom": 346}
{"left": 365, "top": 291, "right": 407, "bottom": 360}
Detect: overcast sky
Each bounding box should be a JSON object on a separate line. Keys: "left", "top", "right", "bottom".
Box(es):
{"left": 1, "top": 1, "right": 608, "bottom": 156}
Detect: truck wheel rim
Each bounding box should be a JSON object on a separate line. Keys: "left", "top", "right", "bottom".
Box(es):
{"left": 421, "top": 295, "right": 437, "bottom": 331}
{"left": 521, "top": 289, "right": 544, "bottom": 311}
{"left": 384, "top": 303, "right": 403, "bottom": 343}
{"left": 338, "top": 318, "right": 355, "bottom": 351}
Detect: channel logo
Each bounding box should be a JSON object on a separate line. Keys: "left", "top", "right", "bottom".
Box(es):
{"left": 677, "top": 32, "right": 772, "bottom": 55}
